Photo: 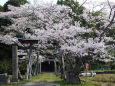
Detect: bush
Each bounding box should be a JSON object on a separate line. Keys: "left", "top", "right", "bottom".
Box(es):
{"left": 0, "top": 59, "right": 27, "bottom": 75}
{"left": 19, "top": 60, "right": 27, "bottom": 74}
{"left": 111, "top": 64, "right": 115, "bottom": 70}
{"left": 0, "top": 60, "right": 12, "bottom": 74}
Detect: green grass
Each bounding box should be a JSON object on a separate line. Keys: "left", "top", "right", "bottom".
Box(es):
{"left": 26, "top": 73, "right": 101, "bottom": 86}
{"left": 0, "top": 73, "right": 62, "bottom": 86}
{"left": 91, "top": 74, "right": 115, "bottom": 82}
{"left": 1, "top": 73, "right": 115, "bottom": 86}
{"left": 80, "top": 74, "right": 115, "bottom": 86}
{"left": 80, "top": 74, "right": 115, "bottom": 82}
{"left": 27, "top": 73, "right": 62, "bottom": 82}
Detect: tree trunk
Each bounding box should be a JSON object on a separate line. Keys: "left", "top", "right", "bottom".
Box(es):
{"left": 66, "top": 72, "right": 81, "bottom": 84}
{"left": 65, "top": 61, "right": 81, "bottom": 84}
{"left": 34, "top": 52, "right": 39, "bottom": 75}
{"left": 26, "top": 44, "right": 33, "bottom": 80}
{"left": 61, "top": 56, "right": 66, "bottom": 80}
{"left": 18, "top": 69, "right": 23, "bottom": 80}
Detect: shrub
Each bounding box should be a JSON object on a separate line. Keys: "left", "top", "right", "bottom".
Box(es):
{"left": 0, "top": 60, "right": 12, "bottom": 74}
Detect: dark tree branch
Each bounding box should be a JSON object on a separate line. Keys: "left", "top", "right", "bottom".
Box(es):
{"left": 99, "top": 11, "right": 115, "bottom": 42}
{"left": 78, "top": 0, "right": 87, "bottom": 9}
{"left": 107, "top": 0, "right": 113, "bottom": 19}
{"left": 107, "top": 0, "right": 112, "bottom": 9}
{"left": 105, "top": 11, "right": 115, "bottom": 29}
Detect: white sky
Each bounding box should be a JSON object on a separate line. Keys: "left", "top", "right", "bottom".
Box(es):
{"left": 0, "top": 0, "right": 115, "bottom": 11}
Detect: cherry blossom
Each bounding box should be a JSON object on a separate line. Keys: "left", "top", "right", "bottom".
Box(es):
{"left": 0, "top": 4, "right": 114, "bottom": 62}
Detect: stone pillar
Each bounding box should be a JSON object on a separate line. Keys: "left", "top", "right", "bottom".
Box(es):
{"left": 12, "top": 45, "right": 18, "bottom": 82}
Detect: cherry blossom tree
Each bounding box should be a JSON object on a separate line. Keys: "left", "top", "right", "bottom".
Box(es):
{"left": 0, "top": 3, "right": 114, "bottom": 83}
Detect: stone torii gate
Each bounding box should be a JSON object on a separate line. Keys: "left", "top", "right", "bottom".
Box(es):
{"left": 12, "top": 38, "right": 59, "bottom": 81}
{"left": 12, "top": 38, "right": 39, "bottom": 81}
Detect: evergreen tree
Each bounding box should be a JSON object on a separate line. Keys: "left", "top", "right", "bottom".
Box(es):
{"left": 3, "top": 0, "right": 28, "bottom": 11}
{"left": 0, "top": 5, "right": 3, "bottom": 12}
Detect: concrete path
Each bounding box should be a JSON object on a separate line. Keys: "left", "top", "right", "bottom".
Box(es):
{"left": 19, "top": 82, "right": 59, "bottom": 86}
{"left": 19, "top": 73, "right": 60, "bottom": 86}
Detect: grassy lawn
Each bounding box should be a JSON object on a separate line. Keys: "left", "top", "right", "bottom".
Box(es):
{"left": 80, "top": 74, "right": 115, "bottom": 86}
{"left": 91, "top": 74, "right": 115, "bottom": 82}
{"left": 1, "top": 73, "right": 115, "bottom": 86}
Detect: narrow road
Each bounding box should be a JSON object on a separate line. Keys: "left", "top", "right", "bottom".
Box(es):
{"left": 19, "top": 73, "right": 60, "bottom": 86}
{"left": 19, "top": 82, "right": 59, "bottom": 86}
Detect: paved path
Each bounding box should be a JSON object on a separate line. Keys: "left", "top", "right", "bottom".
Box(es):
{"left": 19, "top": 73, "right": 60, "bottom": 86}
{"left": 19, "top": 82, "right": 59, "bottom": 86}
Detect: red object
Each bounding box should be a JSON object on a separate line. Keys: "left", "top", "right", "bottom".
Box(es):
{"left": 86, "top": 64, "right": 90, "bottom": 70}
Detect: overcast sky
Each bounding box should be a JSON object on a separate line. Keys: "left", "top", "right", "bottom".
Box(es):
{"left": 0, "top": 0, "right": 115, "bottom": 11}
